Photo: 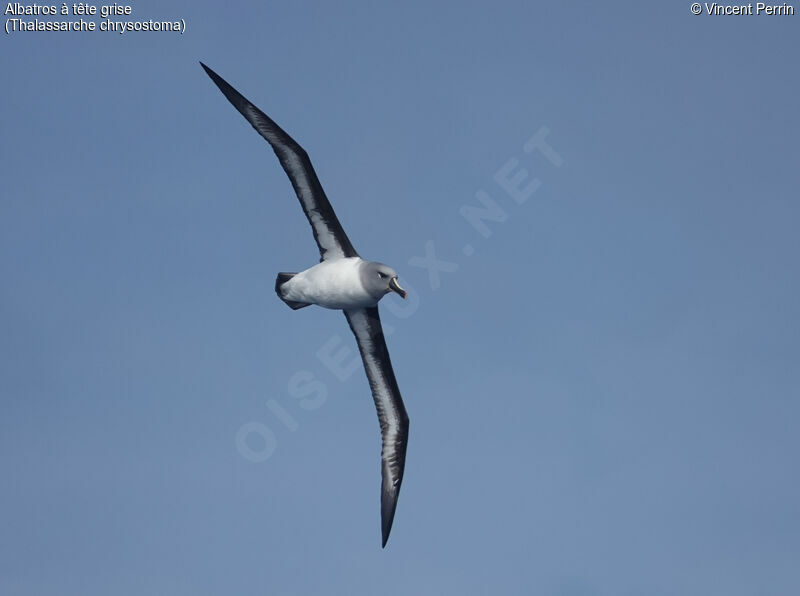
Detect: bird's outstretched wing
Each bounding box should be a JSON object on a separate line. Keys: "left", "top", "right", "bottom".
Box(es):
{"left": 344, "top": 307, "right": 410, "bottom": 548}
{"left": 201, "top": 62, "right": 358, "bottom": 261}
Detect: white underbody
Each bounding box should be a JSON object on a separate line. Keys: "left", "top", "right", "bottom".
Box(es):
{"left": 280, "top": 257, "right": 378, "bottom": 310}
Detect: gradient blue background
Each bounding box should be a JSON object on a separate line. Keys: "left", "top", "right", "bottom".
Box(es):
{"left": 2, "top": 1, "right": 798, "bottom": 594}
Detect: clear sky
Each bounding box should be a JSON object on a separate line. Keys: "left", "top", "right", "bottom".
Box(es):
{"left": 2, "top": 1, "right": 799, "bottom": 594}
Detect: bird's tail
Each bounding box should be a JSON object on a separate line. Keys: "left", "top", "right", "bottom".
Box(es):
{"left": 275, "top": 272, "right": 311, "bottom": 310}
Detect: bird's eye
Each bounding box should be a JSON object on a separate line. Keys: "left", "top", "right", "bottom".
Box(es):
{"left": 378, "top": 272, "right": 386, "bottom": 279}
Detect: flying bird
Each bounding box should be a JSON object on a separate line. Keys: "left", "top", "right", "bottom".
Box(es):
{"left": 201, "top": 63, "right": 410, "bottom": 548}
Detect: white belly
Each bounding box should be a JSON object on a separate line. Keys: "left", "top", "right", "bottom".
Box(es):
{"left": 281, "top": 257, "right": 377, "bottom": 310}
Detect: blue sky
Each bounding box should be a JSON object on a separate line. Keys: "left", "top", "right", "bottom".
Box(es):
{"left": 2, "top": 1, "right": 799, "bottom": 594}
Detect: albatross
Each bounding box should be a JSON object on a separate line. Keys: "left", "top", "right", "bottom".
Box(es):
{"left": 201, "top": 63, "right": 410, "bottom": 548}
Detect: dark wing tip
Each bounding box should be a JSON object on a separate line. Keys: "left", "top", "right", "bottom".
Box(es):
{"left": 381, "top": 495, "right": 395, "bottom": 548}
{"left": 199, "top": 61, "right": 217, "bottom": 80}
{"left": 381, "top": 479, "right": 404, "bottom": 548}
{"left": 199, "top": 62, "right": 241, "bottom": 105}
{"left": 381, "top": 509, "right": 395, "bottom": 548}
{"left": 380, "top": 423, "right": 410, "bottom": 549}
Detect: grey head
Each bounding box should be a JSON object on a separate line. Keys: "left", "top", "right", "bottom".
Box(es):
{"left": 360, "top": 261, "right": 408, "bottom": 302}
